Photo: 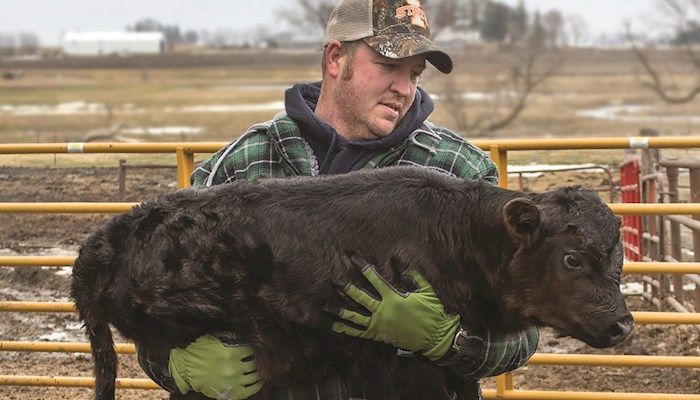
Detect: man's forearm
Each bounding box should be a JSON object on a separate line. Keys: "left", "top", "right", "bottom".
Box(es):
{"left": 434, "top": 326, "right": 539, "bottom": 378}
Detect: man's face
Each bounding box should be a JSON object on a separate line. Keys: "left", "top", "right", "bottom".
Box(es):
{"left": 335, "top": 42, "right": 426, "bottom": 141}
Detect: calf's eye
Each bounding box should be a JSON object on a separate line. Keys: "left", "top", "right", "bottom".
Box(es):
{"left": 564, "top": 254, "right": 582, "bottom": 269}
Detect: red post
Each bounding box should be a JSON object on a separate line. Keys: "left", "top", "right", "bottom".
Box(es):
{"left": 620, "top": 159, "right": 643, "bottom": 261}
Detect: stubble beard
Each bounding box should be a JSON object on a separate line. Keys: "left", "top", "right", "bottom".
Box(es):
{"left": 335, "top": 63, "right": 397, "bottom": 141}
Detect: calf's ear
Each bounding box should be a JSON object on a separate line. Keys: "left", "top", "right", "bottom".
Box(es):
{"left": 503, "top": 198, "right": 542, "bottom": 246}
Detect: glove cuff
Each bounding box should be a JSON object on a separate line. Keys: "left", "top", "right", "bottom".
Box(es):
{"left": 168, "top": 348, "right": 192, "bottom": 395}
{"left": 421, "top": 315, "right": 461, "bottom": 361}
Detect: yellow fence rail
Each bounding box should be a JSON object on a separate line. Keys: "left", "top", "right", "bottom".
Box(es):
{"left": 3, "top": 257, "right": 700, "bottom": 273}
{"left": 0, "top": 202, "right": 138, "bottom": 213}
{"left": 4, "top": 340, "right": 700, "bottom": 369}
{"left": 1, "top": 138, "right": 700, "bottom": 399}
{"left": 0, "top": 375, "right": 159, "bottom": 390}
{"left": 2, "top": 202, "right": 700, "bottom": 215}
{"left": 2, "top": 299, "right": 697, "bottom": 323}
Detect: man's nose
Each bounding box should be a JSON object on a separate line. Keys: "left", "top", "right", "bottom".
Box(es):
{"left": 390, "top": 72, "right": 412, "bottom": 97}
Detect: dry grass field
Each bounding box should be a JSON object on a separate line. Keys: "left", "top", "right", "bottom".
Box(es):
{"left": 1, "top": 47, "right": 699, "bottom": 398}
{"left": 1, "top": 47, "right": 699, "bottom": 166}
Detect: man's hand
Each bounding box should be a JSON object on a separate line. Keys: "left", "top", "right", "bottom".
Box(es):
{"left": 168, "top": 335, "right": 263, "bottom": 400}
{"left": 329, "top": 257, "right": 460, "bottom": 361}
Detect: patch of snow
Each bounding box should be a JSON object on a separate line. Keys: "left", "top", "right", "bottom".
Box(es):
{"left": 430, "top": 91, "right": 509, "bottom": 101}
{"left": 36, "top": 247, "right": 77, "bottom": 257}
{"left": 577, "top": 103, "right": 700, "bottom": 123}
{"left": 52, "top": 267, "right": 73, "bottom": 277}
{"left": 39, "top": 330, "right": 76, "bottom": 342}
{"left": 66, "top": 322, "right": 83, "bottom": 331}
{"left": 577, "top": 104, "right": 648, "bottom": 120}
{"left": 0, "top": 101, "right": 107, "bottom": 116}
{"left": 509, "top": 163, "right": 602, "bottom": 172}
{"left": 671, "top": 282, "right": 697, "bottom": 291}
{"left": 507, "top": 163, "right": 604, "bottom": 178}
{"left": 177, "top": 101, "right": 285, "bottom": 113}
{"left": 544, "top": 346, "right": 574, "bottom": 354}
{"left": 621, "top": 282, "right": 644, "bottom": 295}
{"left": 0, "top": 100, "right": 287, "bottom": 116}
{"left": 121, "top": 126, "right": 203, "bottom": 135}
{"left": 214, "top": 84, "right": 289, "bottom": 92}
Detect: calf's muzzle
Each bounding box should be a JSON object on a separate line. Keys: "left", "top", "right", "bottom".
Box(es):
{"left": 605, "top": 315, "right": 634, "bottom": 346}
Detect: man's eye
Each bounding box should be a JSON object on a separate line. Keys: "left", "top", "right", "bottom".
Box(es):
{"left": 411, "top": 72, "right": 422, "bottom": 82}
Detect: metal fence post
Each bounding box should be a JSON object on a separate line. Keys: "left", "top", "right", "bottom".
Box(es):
{"left": 175, "top": 147, "right": 194, "bottom": 189}
{"left": 118, "top": 159, "right": 126, "bottom": 200}
{"left": 489, "top": 145, "right": 508, "bottom": 189}
{"left": 666, "top": 166, "right": 685, "bottom": 304}
{"left": 691, "top": 167, "right": 700, "bottom": 309}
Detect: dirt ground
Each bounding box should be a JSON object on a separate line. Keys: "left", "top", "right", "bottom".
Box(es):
{"left": 0, "top": 166, "right": 698, "bottom": 399}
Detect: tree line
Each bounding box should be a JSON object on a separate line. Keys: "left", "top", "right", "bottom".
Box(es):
{"left": 0, "top": 32, "right": 40, "bottom": 56}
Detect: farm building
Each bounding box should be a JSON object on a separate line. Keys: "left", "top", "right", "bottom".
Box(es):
{"left": 62, "top": 31, "right": 165, "bottom": 56}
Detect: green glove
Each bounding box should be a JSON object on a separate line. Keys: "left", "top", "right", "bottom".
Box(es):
{"left": 169, "top": 334, "right": 263, "bottom": 400}
{"left": 330, "top": 258, "right": 460, "bottom": 361}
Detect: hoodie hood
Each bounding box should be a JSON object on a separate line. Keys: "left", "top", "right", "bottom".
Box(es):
{"left": 285, "top": 81, "right": 434, "bottom": 174}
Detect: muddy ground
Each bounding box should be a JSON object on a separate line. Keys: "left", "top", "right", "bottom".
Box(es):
{"left": 0, "top": 166, "right": 698, "bottom": 399}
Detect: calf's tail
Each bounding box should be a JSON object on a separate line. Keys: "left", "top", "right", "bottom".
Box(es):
{"left": 86, "top": 320, "right": 118, "bottom": 400}
{"left": 71, "top": 253, "right": 119, "bottom": 400}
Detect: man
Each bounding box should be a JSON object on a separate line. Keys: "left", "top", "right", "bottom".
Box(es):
{"left": 137, "top": 0, "right": 539, "bottom": 399}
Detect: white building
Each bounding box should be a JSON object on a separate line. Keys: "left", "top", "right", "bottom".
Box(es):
{"left": 62, "top": 31, "right": 166, "bottom": 56}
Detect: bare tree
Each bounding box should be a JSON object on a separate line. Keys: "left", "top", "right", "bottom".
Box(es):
{"left": 627, "top": 0, "right": 700, "bottom": 104}
{"left": 479, "top": 1, "right": 510, "bottom": 42}
{"left": 17, "top": 32, "right": 40, "bottom": 55}
{"left": 279, "top": 0, "right": 564, "bottom": 136}
{"left": 209, "top": 29, "right": 242, "bottom": 48}
{"left": 542, "top": 10, "right": 565, "bottom": 48}
{"left": 0, "top": 33, "right": 16, "bottom": 57}
{"left": 278, "top": 0, "right": 336, "bottom": 34}
{"left": 565, "top": 14, "right": 589, "bottom": 47}
{"left": 507, "top": 0, "right": 528, "bottom": 46}
{"left": 440, "top": 41, "right": 564, "bottom": 136}
{"left": 279, "top": 0, "right": 460, "bottom": 38}
{"left": 425, "top": 0, "right": 459, "bottom": 38}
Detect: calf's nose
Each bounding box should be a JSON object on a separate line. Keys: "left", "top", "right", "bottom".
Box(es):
{"left": 607, "top": 315, "right": 633, "bottom": 344}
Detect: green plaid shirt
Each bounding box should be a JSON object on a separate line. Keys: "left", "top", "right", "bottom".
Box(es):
{"left": 139, "top": 113, "right": 539, "bottom": 399}
{"left": 191, "top": 113, "right": 499, "bottom": 186}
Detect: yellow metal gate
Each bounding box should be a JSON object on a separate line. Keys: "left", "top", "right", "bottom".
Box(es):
{"left": 0, "top": 138, "right": 699, "bottom": 399}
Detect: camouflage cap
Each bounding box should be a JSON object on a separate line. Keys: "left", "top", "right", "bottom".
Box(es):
{"left": 323, "top": 0, "right": 453, "bottom": 74}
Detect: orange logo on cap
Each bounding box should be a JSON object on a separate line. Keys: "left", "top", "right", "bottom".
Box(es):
{"left": 396, "top": 0, "right": 428, "bottom": 29}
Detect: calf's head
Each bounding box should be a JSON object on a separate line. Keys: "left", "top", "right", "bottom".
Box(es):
{"left": 503, "top": 187, "right": 633, "bottom": 348}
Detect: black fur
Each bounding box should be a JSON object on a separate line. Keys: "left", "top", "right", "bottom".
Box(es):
{"left": 70, "top": 166, "right": 632, "bottom": 400}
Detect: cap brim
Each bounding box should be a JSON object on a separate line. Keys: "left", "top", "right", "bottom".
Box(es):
{"left": 363, "top": 33, "right": 453, "bottom": 74}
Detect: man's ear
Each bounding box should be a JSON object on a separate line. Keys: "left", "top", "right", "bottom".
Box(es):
{"left": 324, "top": 40, "right": 343, "bottom": 79}
{"left": 503, "top": 198, "right": 542, "bottom": 246}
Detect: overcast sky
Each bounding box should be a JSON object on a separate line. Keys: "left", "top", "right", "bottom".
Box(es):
{"left": 1, "top": 0, "right": 660, "bottom": 45}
